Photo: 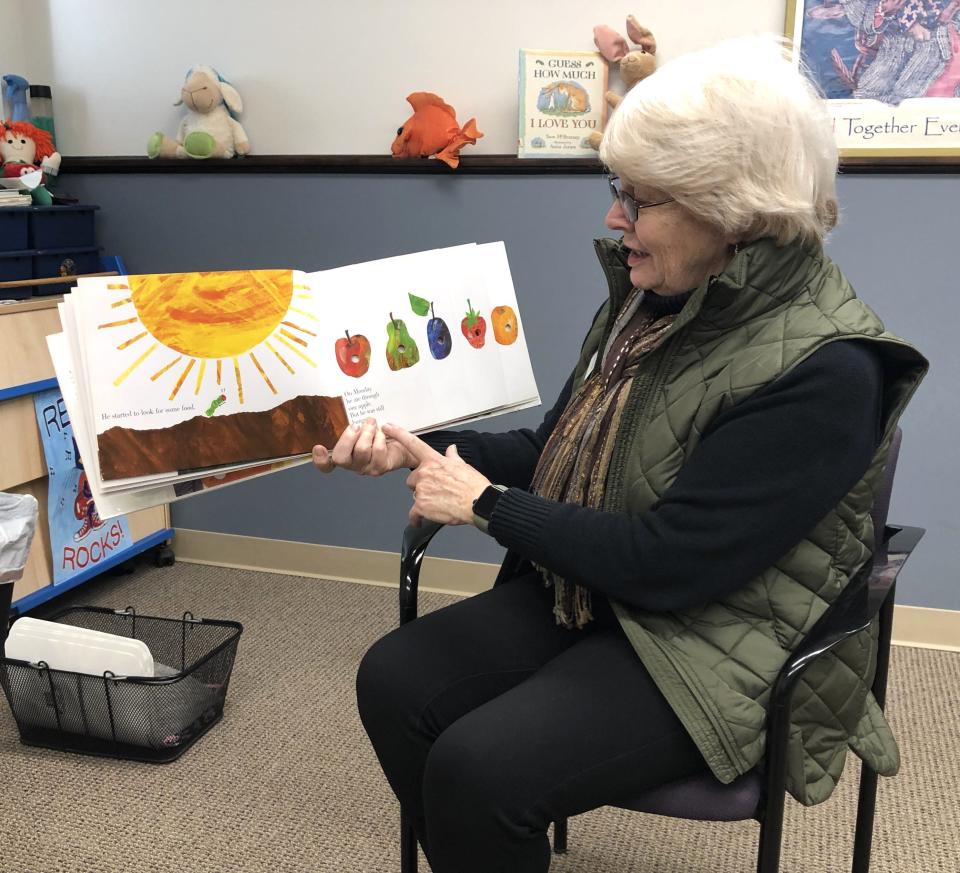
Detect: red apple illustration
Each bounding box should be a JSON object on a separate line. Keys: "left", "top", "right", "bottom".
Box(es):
{"left": 335, "top": 330, "right": 371, "bottom": 378}
{"left": 461, "top": 299, "right": 486, "bottom": 348}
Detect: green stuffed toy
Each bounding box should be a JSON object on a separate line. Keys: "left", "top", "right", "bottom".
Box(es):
{"left": 148, "top": 65, "right": 251, "bottom": 159}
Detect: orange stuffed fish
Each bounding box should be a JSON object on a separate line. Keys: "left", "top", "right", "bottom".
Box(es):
{"left": 391, "top": 92, "right": 483, "bottom": 169}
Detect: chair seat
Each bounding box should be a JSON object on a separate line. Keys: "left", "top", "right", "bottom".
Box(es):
{"left": 615, "top": 769, "right": 762, "bottom": 822}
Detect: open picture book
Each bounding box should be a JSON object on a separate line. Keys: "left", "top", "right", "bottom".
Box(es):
{"left": 47, "top": 242, "right": 540, "bottom": 520}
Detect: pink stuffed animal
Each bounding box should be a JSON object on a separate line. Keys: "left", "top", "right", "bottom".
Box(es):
{"left": 588, "top": 16, "right": 658, "bottom": 150}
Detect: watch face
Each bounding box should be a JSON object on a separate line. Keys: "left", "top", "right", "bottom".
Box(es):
{"left": 473, "top": 485, "right": 504, "bottom": 521}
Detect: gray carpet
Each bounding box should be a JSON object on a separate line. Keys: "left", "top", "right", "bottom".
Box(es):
{"left": 1, "top": 560, "right": 957, "bottom": 873}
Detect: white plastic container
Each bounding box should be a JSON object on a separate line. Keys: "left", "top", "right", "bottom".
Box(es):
{"left": 4, "top": 616, "right": 155, "bottom": 677}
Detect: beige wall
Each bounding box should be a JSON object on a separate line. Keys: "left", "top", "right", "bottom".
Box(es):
{"left": 33, "top": 0, "right": 786, "bottom": 155}
{"left": 1, "top": 1, "right": 53, "bottom": 86}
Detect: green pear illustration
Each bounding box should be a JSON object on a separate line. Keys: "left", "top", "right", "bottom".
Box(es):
{"left": 385, "top": 312, "right": 420, "bottom": 371}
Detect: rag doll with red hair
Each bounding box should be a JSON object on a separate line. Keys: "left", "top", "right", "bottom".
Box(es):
{"left": 0, "top": 120, "right": 60, "bottom": 204}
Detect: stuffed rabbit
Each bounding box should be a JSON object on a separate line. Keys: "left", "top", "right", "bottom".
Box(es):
{"left": 147, "top": 65, "right": 250, "bottom": 159}
{"left": 587, "top": 16, "right": 658, "bottom": 150}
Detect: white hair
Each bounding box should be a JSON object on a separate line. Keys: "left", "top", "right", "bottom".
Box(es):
{"left": 599, "top": 34, "right": 839, "bottom": 245}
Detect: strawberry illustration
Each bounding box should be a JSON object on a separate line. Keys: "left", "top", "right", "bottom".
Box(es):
{"left": 461, "top": 299, "right": 486, "bottom": 348}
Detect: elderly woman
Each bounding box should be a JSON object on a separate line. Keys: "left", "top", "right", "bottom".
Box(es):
{"left": 312, "top": 35, "right": 926, "bottom": 873}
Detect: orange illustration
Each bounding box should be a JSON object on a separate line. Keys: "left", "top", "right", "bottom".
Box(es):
{"left": 491, "top": 305, "right": 518, "bottom": 345}
{"left": 96, "top": 270, "right": 319, "bottom": 403}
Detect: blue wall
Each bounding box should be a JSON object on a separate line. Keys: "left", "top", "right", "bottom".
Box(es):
{"left": 63, "top": 172, "right": 955, "bottom": 610}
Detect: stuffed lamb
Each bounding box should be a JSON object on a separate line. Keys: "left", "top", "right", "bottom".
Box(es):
{"left": 147, "top": 65, "right": 250, "bottom": 159}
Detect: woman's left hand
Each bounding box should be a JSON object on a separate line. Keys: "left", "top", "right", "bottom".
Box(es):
{"left": 382, "top": 424, "right": 492, "bottom": 527}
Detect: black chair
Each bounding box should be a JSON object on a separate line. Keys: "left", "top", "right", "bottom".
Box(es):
{"left": 1, "top": 581, "right": 13, "bottom": 645}
{"left": 395, "top": 428, "right": 923, "bottom": 873}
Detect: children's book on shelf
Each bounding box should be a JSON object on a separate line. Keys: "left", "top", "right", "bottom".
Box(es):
{"left": 518, "top": 49, "right": 609, "bottom": 158}
{"left": 47, "top": 242, "right": 540, "bottom": 520}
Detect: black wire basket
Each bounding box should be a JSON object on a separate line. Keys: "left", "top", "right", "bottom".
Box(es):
{"left": 0, "top": 607, "right": 242, "bottom": 763}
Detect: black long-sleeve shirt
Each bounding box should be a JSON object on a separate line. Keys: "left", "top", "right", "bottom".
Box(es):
{"left": 424, "top": 339, "right": 883, "bottom": 613}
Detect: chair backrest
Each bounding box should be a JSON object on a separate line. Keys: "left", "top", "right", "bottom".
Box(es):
{"left": 870, "top": 427, "right": 902, "bottom": 565}
{"left": 1, "top": 581, "right": 13, "bottom": 645}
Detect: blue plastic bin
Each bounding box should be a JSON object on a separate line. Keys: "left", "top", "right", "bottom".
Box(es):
{"left": 0, "top": 209, "right": 30, "bottom": 252}
{"left": 0, "top": 249, "right": 34, "bottom": 300}
{"left": 28, "top": 205, "right": 99, "bottom": 249}
{"left": 32, "top": 246, "right": 103, "bottom": 296}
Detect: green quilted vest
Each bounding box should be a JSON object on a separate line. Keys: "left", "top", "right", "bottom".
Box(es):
{"left": 571, "top": 236, "right": 927, "bottom": 806}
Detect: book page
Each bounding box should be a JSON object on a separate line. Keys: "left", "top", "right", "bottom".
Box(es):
{"left": 63, "top": 294, "right": 296, "bottom": 492}
{"left": 73, "top": 270, "right": 348, "bottom": 481}
{"left": 47, "top": 332, "right": 311, "bottom": 520}
{"left": 309, "top": 245, "right": 530, "bottom": 433}
{"left": 475, "top": 242, "right": 540, "bottom": 409}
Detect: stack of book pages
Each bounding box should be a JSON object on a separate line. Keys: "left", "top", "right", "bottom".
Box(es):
{"left": 47, "top": 242, "right": 540, "bottom": 519}
{"left": 0, "top": 188, "right": 31, "bottom": 207}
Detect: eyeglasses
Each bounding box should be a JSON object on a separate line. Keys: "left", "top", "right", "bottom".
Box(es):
{"left": 607, "top": 174, "right": 674, "bottom": 222}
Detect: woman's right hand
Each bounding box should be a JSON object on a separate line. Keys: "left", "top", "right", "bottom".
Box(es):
{"left": 312, "top": 417, "right": 417, "bottom": 476}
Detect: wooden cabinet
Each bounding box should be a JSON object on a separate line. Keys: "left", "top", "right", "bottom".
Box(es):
{"left": 1, "top": 297, "right": 171, "bottom": 609}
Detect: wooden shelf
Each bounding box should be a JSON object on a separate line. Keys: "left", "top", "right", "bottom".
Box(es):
{"left": 0, "top": 270, "right": 117, "bottom": 291}
{"left": 838, "top": 155, "right": 960, "bottom": 174}
{"left": 0, "top": 299, "right": 172, "bottom": 608}
{"left": 61, "top": 155, "right": 607, "bottom": 175}
{"left": 59, "top": 154, "right": 960, "bottom": 175}
{"left": 0, "top": 298, "right": 62, "bottom": 392}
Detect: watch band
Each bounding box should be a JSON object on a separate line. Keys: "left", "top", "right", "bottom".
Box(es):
{"left": 472, "top": 484, "right": 507, "bottom": 534}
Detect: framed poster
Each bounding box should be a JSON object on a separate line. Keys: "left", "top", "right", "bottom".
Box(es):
{"left": 786, "top": 0, "right": 960, "bottom": 164}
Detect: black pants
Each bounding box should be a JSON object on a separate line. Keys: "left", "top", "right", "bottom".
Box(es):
{"left": 356, "top": 573, "right": 710, "bottom": 873}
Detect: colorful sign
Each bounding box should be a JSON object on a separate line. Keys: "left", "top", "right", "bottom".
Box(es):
{"left": 787, "top": 0, "right": 960, "bottom": 162}
{"left": 33, "top": 387, "right": 132, "bottom": 583}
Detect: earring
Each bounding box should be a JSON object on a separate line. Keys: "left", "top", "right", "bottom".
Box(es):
{"left": 733, "top": 242, "right": 741, "bottom": 256}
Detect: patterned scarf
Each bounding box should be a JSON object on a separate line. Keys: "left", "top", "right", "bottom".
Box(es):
{"left": 529, "top": 291, "right": 680, "bottom": 628}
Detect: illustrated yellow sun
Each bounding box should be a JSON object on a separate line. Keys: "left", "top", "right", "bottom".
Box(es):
{"left": 97, "top": 270, "right": 318, "bottom": 404}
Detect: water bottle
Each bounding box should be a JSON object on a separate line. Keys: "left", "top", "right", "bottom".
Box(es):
{"left": 28, "top": 84, "right": 56, "bottom": 147}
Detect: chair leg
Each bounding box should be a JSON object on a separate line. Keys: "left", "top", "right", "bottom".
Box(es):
{"left": 400, "top": 810, "right": 417, "bottom": 873}
{"left": 851, "top": 578, "right": 892, "bottom": 873}
{"left": 852, "top": 763, "right": 879, "bottom": 873}
{"left": 553, "top": 818, "right": 568, "bottom": 854}
{"left": 755, "top": 800, "right": 785, "bottom": 873}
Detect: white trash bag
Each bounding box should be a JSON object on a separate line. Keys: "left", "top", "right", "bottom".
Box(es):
{"left": 0, "top": 492, "right": 39, "bottom": 583}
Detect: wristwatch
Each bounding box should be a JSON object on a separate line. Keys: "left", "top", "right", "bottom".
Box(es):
{"left": 472, "top": 484, "right": 507, "bottom": 533}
